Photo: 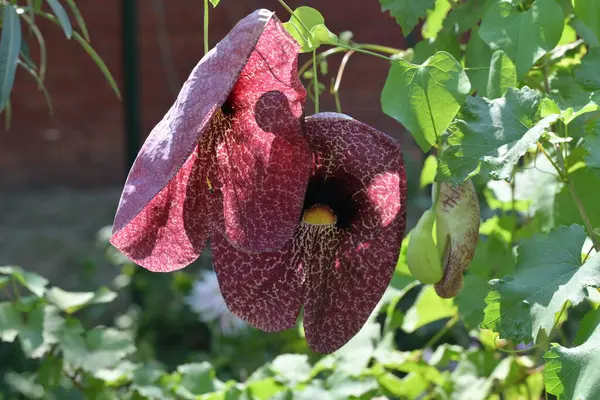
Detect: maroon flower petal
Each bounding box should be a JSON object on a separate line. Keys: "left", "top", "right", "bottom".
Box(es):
{"left": 301, "top": 113, "right": 407, "bottom": 353}
{"left": 211, "top": 232, "right": 303, "bottom": 332}
{"left": 111, "top": 10, "right": 308, "bottom": 270}
{"left": 211, "top": 113, "right": 407, "bottom": 354}
{"left": 215, "top": 17, "right": 310, "bottom": 252}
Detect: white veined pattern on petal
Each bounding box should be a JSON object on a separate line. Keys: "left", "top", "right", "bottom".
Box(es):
{"left": 186, "top": 269, "right": 247, "bottom": 336}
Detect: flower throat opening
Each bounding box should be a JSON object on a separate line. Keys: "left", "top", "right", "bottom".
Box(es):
{"left": 301, "top": 175, "right": 359, "bottom": 229}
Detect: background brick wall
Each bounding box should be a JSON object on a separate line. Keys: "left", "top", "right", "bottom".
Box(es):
{"left": 0, "top": 0, "right": 410, "bottom": 189}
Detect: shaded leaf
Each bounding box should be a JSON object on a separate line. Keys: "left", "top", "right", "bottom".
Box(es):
{"left": 544, "top": 320, "right": 600, "bottom": 399}
{"left": 482, "top": 225, "right": 600, "bottom": 344}
{"left": 465, "top": 27, "right": 494, "bottom": 95}
{"left": 0, "top": 266, "right": 48, "bottom": 297}
{"left": 402, "top": 285, "right": 457, "bottom": 333}
{"left": 575, "top": 47, "right": 600, "bottom": 91}
{"left": 45, "top": 0, "right": 72, "bottom": 38}
{"left": 0, "top": 5, "right": 21, "bottom": 111}
{"left": 64, "top": 0, "right": 90, "bottom": 41}
{"left": 379, "top": 0, "right": 436, "bottom": 35}
{"left": 583, "top": 119, "right": 600, "bottom": 178}
{"left": 0, "top": 302, "right": 21, "bottom": 342}
{"left": 479, "top": 0, "right": 564, "bottom": 78}
{"left": 555, "top": 168, "right": 600, "bottom": 229}
{"left": 487, "top": 50, "right": 516, "bottom": 99}
{"left": 573, "top": 0, "right": 600, "bottom": 46}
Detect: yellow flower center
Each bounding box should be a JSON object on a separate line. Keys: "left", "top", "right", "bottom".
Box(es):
{"left": 302, "top": 205, "right": 337, "bottom": 226}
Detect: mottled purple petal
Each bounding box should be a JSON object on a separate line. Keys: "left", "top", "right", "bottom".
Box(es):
{"left": 301, "top": 113, "right": 407, "bottom": 353}
{"left": 211, "top": 113, "right": 407, "bottom": 354}
{"left": 211, "top": 232, "right": 303, "bottom": 332}
{"left": 111, "top": 10, "right": 308, "bottom": 270}
{"left": 216, "top": 18, "right": 309, "bottom": 252}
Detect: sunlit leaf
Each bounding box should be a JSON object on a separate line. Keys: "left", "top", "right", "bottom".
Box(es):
{"left": 437, "top": 87, "right": 560, "bottom": 184}
{"left": 487, "top": 50, "right": 517, "bottom": 99}
{"left": 381, "top": 51, "right": 471, "bottom": 151}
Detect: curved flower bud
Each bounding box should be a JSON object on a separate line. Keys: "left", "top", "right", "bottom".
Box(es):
{"left": 407, "top": 209, "right": 443, "bottom": 284}
{"left": 433, "top": 180, "right": 480, "bottom": 298}
{"left": 110, "top": 10, "right": 310, "bottom": 272}
{"left": 212, "top": 113, "right": 407, "bottom": 354}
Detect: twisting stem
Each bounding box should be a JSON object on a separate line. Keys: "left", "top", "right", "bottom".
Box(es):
{"left": 312, "top": 49, "right": 319, "bottom": 113}
{"left": 330, "top": 50, "right": 355, "bottom": 113}
{"left": 203, "top": 0, "right": 209, "bottom": 54}
{"left": 337, "top": 43, "right": 392, "bottom": 61}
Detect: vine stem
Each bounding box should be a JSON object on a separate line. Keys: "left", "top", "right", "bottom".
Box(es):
{"left": 424, "top": 315, "right": 458, "bottom": 349}
{"left": 312, "top": 49, "right": 319, "bottom": 113}
{"left": 203, "top": 0, "right": 209, "bottom": 54}
{"left": 331, "top": 49, "right": 355, "bottom": 113}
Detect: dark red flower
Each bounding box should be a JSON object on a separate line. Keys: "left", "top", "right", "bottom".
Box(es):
{"left": 212, "top": 113, "right": 408, "bottom": 353}
{"left": 110, "top": 10, "right": 309, "bottom": 271}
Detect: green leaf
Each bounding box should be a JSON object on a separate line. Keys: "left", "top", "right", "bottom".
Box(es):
{"left": 465, "top": 27, "right": 494, "bottom": 95}
{"left": 420, "top": 155, "right": 438, "bottom": 188}
{"left": 422, "top": 0, "right": 451, "bottom": 39}
{"left": 209, "top": 0, "right": 220, "bottom": 6}
{"left": 487, "top": 50, "right": 517, "bottom": 99}
{"left": 411, "top": 33, "right": 461, "bottom": 64}
{"left": 437, "top": 87, "right": 560, "bottom": 184}
{"left": 456, "top": 234, "right": 516, "bottom": 329}
{"left": 0, "top": 5, "right": 22, "bottom": 111}
{"left": 271, "top": 354, "right": 311, "bottom": 385}
{"left": 573, "top": 0, "right": 600, "bottom": 46}
{"left": 58, "top": 322, "right": 136, "bottom": 373}
{"left": 64, "top": 0, "right": 90, "bottom": 41}
{"left": 584, "top": 119, "right": 600, "bottom": 178}
{"left": 38, "top": 355, "right": 63, "bottom": 389}
{"left": 544, "top": 320, "right": 600, "bottom": 399}
{"left": 574, "top": 307, "right": 600, "bottom": 345}
{"left": 45, "top": 0, "right": 72, "bottom": 38}
{"left": 0, "top": 302, "right": 21, "bottom": 342}
{"left": 444, "top": 0, "right": 493, "bottom": 33}
{"left": 45, "top": 286, "right": 117, "bottom": 314}
{"left": 381, "top": 51, "right": 471, "bottom": 152}
{"left": 482, "top": 225, "right": 600, "bottom": 344}
{"left": 555, "top": 168, "right": 600, "bottom": 229}
{"left": 176, "top": 362, "right": 216, "bottom": 397}
{"left": 576, "top": 48, "right": 600, "bottom": 91}
{"left": 402, "top": 285, "right": 457, "bottom": 333}
{"left": 334, "top": 319, "right": 381, "bottom": 376}
{"left": 0, "top": 266, "right": 49, "bottom": 297}
{"left": 479, "top": 0, "right": 564, "bottom": 78}
{"left": 282, "top": 7, "right": 336, "bottom": 53}
{"left": 379, "top": 0, "right": 435, "bottom": 35}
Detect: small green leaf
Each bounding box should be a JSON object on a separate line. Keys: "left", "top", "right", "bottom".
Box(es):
{"left": 271, "top": 355, "right": 311, "bottom": 385}
{"left": 487, "top": 50, "right": 517, "bottom": 99}
{"left": 282, "top": 7, "right": 333, "bottom": 53}
{"left": 584, "top": 119, "right": 600, "bottom": 178}
{"left": 573, "top": 0, "right": 600, "bottom": 46}
{"left": 482, "top": 225, "right": 600, "bottom": 344}
{"left": 45, "top": 286, "right": 117, "bottom": 314}
{"left": 574, "top": 307, "right": 600, "bottom": 345}
{"left": 465, "top": 27, "right": 494, "bottom": 95}
{"left": 176, "top": 362, "right": 216, "bottom": 397}
{"left": 479, "top": 0, "right": 564, "bottom": 78}
{"left": 544, "top": 320, "right": 600, "bottom": 400}
{"left": 64, "top": 0, "right": 90, "bottom": 41}
{"left": 438, "top": 87, "right": 560, "bottom": 184}
{"left": 0, "top": 266, "right": 49, "bottom": 297}
{"left": 402, "top": 285, "right": 457, "bottom": 333}
{"left": 379, "top": 0, "right": 436, "bottom": 36}
{"left": 0, "top": 302, "right": 21, "bottom": 342}
{"left": 209, "top": 0, "right": 220, "bottom": 6}
{"left": 38, "top": 355, "right": 63, "bottom": 389}
{"left": 381, "top": 51, "right": 471, "bottom": 152}
{"left": 420, "top": 155, "right": 438, "bottom": 188}
{"left": 422, "top": 0, "right": 451, "bottom": 39}
{"left": 0, "top": 5, "right": 22, "bottom": 111}
{"left": 45, "top": 0, "right": 72, "bottom": 38}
